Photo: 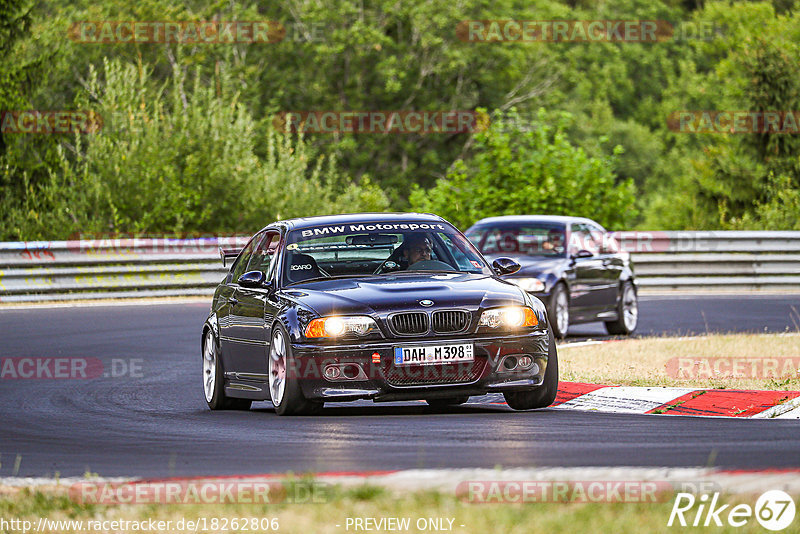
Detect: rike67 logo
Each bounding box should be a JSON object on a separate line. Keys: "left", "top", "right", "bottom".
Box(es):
{"left": 668, "top": 490, "right": 796, "bottom": 530}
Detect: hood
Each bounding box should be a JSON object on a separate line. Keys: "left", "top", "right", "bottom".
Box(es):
{"left": 281, "top": 272, "right": 526, "bottom": 317}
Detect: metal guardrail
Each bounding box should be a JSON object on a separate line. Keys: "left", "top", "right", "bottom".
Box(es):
{"left": 1, "top": 232, "right": 799, "bottom": 302}
{"left": 615, "top": 231, "right": 800, "bottom": 291}
{"left": 0, "top": 238, "right": 249, "bottom": 302}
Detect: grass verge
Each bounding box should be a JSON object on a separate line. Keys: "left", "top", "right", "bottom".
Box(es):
{"left": 560, "top": 333, "right": 800, "bottom": 390}
{"left": 0, "top": 482, "right": 791, "bottom": 534}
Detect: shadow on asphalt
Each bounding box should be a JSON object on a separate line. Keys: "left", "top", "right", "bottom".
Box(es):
{"left": 244, "top": 402, "right": 551, "bottom": 417}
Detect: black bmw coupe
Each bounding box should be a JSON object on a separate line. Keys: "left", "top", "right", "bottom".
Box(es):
{"left": 466, "top": 215, "right": 638, "bottom": 338}
{"left": 202, "top": 213, "right": 557, "bottom": 415}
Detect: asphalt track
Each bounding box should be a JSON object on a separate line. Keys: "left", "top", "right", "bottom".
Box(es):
{"left": 1, "top": 295, "right": 799, "bottom": 478}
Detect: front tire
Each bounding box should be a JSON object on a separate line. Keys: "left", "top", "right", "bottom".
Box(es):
{"left": 269, "top": 324, "right": 322, "bottom": 416}
{"left": 503, "top": 328, "right": 559, "bottom": 410}
{"left": 203, "top": 329, "right": 252, "bottom": 411}
{"left": 604, "top": 281, "right": 638, "bottom": 336}
{"left": 547, "top": 283, "right": 570, "bottom": 339}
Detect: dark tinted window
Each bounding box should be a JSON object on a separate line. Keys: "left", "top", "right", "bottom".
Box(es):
{"left": 230, "top": 232, "right": 264, "bottom": 283}
{"left": 468, "top": 223, "right": 567, "bottom": 257}
{"left": 246, "top": 232, "right": 280, "bottom": 278}
{"left": 283, "top": 221, "right": 490, "bottom": 285}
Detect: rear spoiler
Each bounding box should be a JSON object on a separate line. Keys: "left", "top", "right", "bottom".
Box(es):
{"left": 219, "top": 247, "right": 241, "bottom": 268}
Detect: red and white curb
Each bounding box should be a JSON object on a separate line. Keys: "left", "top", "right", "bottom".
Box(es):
{"left": 550, "top": 382, "right": 800, "bottom": 418}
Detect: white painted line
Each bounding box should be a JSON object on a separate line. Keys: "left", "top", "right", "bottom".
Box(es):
{"left": 751, "top": 397, "right": 800, "bottom": 419}
{"left": 773, "top": 405, "right": 800, "bottom": 419}
{"left": 557, "top": 386, "right": 697, "bottom": 414}
{"left": 558, "top": 341, "right": 605, "bottom": 349}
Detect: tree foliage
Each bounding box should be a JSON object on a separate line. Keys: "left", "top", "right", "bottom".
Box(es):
{"left": 410, "top": 110, "right": 636, "bottom": 229}
{"left": 0, "top": 59, "right": 387, "bottom": 239}
{"left": 1, "top": 0, "right": 799, "bottom": 238}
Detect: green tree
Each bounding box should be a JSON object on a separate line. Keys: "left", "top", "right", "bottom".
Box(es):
{"left": 0, "top": 59, "right": 388, "bottom": 240}
{"left": 642, "top": 1, "right": 800, "bottom": 229}
{"left": 409, "top": 109, "right": 637, "bottom": 229}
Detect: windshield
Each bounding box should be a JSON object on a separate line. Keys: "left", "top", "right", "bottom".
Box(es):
{"left": 282, "top": 221, "right": 491, "bottom": 285}
{"left": 467, "top": 223, "right": 567, "bottom": 258}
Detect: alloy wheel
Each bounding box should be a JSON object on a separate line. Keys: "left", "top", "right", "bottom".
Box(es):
{"left": 622, "top": 285, "right": 638, "bottom": 331}
{"left": 269, "top": 329, "right": 287, "bottom": 406}
{"left": 202, "top": 330, "right": 216, "bottom": 403}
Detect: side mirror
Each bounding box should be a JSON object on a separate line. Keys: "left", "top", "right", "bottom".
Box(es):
{"left": 492, "top": 257, "right": 521, "bottom": 276}
{"left": 238, "top": 270, "right": 265, "bottom": 288}
{"left": 571, "top": 249, "right": 594, "bottom": 260}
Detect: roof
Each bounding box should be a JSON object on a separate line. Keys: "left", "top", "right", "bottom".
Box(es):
{"left": 264, "top": 212, "right": 449, "bottom": 232}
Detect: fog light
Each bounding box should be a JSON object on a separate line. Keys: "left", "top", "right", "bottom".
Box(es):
{"left": 503, "top": 356, "right": 518, "bottom": 370}
{"left": 324, "top": 365, "right": 340, "bottom": 380}
{"left": 341, "top": 364, "right": 360, "bottom": 379}
{"left": 517, "top": 356, "right": 533, "bottom": 369}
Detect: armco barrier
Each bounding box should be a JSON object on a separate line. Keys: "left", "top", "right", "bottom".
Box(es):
{"left": 614, "top": 231, "right": 800, "bottom": 291}
{"left": 0, "top": 231, "right": 798, "bottom": 302}
{"left": 0, "top": 237, "right": 249, "bottom": 303}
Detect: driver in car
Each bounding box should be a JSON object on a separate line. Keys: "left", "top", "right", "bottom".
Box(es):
{"left": 403, "top": 234, "right": 432, "bottom": 267}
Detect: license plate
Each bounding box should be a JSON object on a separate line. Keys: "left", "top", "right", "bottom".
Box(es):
{"left": 393, "top": 343, "right": 474, "bottom": 366}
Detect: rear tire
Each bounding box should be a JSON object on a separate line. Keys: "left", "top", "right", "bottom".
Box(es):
{"left": 604, "top": 281, "right": 638, "bottom": 336}
{"left": 547, "top": 283, "right": 569, "bottom": 339}
{"left": 425, "top": 396, "right": 470, "bottom": 407}
{"left": 203, "top": 329, "right": 252, "bottom": 411}
{"left": 269, "top": 324, "right": 323, "bottom": 416}
{"left": 503, "top": 328, "right": 559, "bottom": 410}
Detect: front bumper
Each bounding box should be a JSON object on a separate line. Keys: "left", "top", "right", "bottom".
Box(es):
{"left": 290, "top": 331, "right": 550, "bottom": 402}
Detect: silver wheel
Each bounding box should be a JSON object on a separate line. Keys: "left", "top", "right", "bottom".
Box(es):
{"left": 622, "top": 285, "right": 638, "bottom": 331}
{"left": 269, "top": 329, "right": 287, "bottom": 407}
{"left": 555, "top": 289, "right": 569, "bottom": 336}
{"left": 203, "top": 330, "right": 216, "bottom": 403}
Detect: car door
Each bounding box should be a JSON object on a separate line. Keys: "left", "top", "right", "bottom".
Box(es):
{"left": 227, "top": 231, "right": 281, "bottom": 375}
{"left": 219, "top": 231, "right": 264, "bottom": 372}
{"left": 568, "top": 223, "right": 606, "bottom": 315}
{"left": 587, "top": 222, "right": 624, "bottom": 314}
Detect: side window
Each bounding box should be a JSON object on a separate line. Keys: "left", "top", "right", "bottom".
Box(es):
{"left": 569, "top": 223, "right": 598, "bottom": 255}
{"left": 587, "top": 223, "right": 618, "bottom": 254}
{"left": 246, "top": 232, "right": 280, "bottom": 279}
{"left": 230, "top": 232, "right": 263, "bottom": 283}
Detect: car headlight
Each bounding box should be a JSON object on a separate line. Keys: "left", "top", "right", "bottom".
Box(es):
{"left": 509, "top": 277, "right": 545, "bottom": 292}
{"left": 304, "top": 316, "right": 379, "bottom": 338}
{"left": 478, "top": 306, "right": 539, "bottom": 328}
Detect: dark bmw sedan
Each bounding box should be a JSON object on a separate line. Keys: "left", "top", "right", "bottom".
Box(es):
{"left": 202, "top": 213, "right": 557, "bottom": 415}
{"left": 465, "top": 216, "right": 638, "bottom": 338}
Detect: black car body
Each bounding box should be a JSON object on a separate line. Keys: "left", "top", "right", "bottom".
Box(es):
{"left": 202, "top": 213, "right": 558, "bottom": 415}
{"left": 465, "top": 215, "right": 638, "bottom": 338}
